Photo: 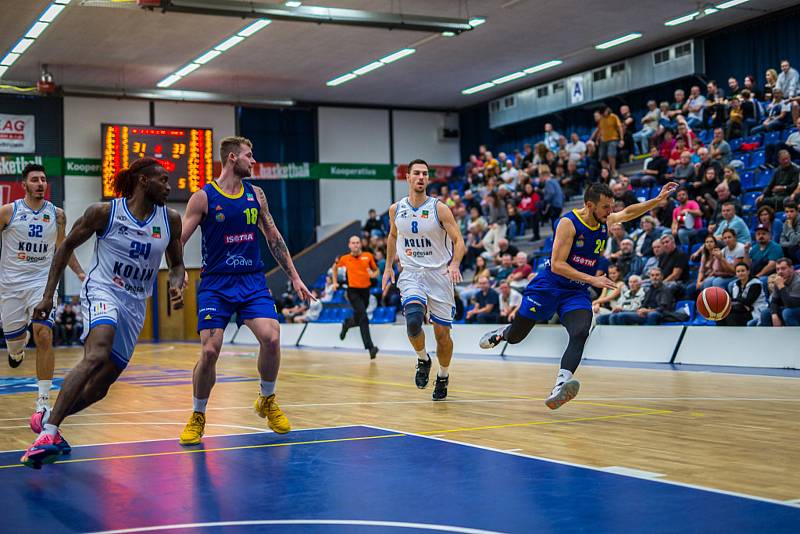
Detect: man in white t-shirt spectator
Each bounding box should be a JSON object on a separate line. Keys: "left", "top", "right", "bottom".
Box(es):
{"left": 752, "top": 89, "right": 791, "bottom": 134}
{"left": 709, "top": 127, "right": 731, "bottom": 165}
{"left": 543, "top": 123, "right": 560, "bottom": 152}
{"left": 565, "top": 132, "right": 586, "bottom": 162}
{"left": 633, "top": 100, "right": 660, "bottom": 156}
{"left": 497, "top": 281, "right": 522, "bottom": 324}
{"left": 683, "top": 86, "right": 706, "bottom": 129}
{"left": 500, "top": 159, "right": 520, "bottom": 190}
{"left": 777, "top": 59, "right": 799, "bottom": 99}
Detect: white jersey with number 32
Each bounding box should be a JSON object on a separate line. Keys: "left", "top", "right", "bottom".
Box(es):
{"left": 394, "top": 196, "right": 452, "bottom": 271}
{"left": 0, "top": 200, "right": 58, "bottom": 291}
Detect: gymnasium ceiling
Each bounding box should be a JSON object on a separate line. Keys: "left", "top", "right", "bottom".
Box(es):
{"left": 0, "top": 0, "right": 796, "bottom": 109}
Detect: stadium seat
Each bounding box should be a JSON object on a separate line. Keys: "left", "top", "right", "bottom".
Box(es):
{"left": 330, "top": 289, "right": 346, "bottom": 304}
{"left": 764, "top": 130, "right": 782, "bottom": 147}
{"left": 742, "top": 191, "right": 760, "bottom": 213}
{"left": 744, "top": 133, "right": 763, "bottom": 146}
{"left": 664, "top": 300, "right": 695, "bottom": 325}
{"left": 732, "top": 153, "right": 750, "bottom": 168}
{"left": 739, "top": 171, "right": 755, "bottom": 191}
{"left": 370, "top": 306, "right": 396, "bottom": 324}
{"left": 749, "top": 150, "right": 766, "bottom": 169}
{"left": 756, "top": 169, "right": 773, "bottom": 189}
{"left": 692, "top": 315, "right": 716, "bottom": 326}
{"left": 312, "top": 273, "right": 327, "bottom": 290}
{"left": 782, "top": 127, "right": 798, "bottom": 143}
{"left": 634, "top": 187, "right": 649, "bottom": 201}
{"left": 728, "top": 138, "right": 743, "bottom": 152}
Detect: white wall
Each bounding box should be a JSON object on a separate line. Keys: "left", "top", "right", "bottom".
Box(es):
{"left": 317, "top": 107, "right": 391, "bottom": 226}
{"left": 675, "top": 327, "right": 800, "bottom": 368}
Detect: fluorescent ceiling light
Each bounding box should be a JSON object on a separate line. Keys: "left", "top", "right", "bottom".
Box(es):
{"left": 353, "top": 61, "right": 384, "bottom": 76}
{"left": 156, "top": 74, "right": 182, "bottom": 88}
{"left": 238, "top": 18, "right": 271, "bottom": 37}
{"left": 194, "top": 49, "right": 222, "bottom": 64}
{"left": 380, "top": 48, "right": 415, "bottom": 63}
{"left": 704, "top": 7, "right": 719, "bottom": 14}
{"left": 326, "top": 73, "right": 357, "bottom": 86}
{"left": 39, "top": 3, "right": 65, "bottom": 23}
{"left": 665, "top": 12, "right": 699, "bottom": 26}
{"left": 1, "top": 53, "right": 21, "bottom": 67}
{"left": 468, "top": 17, "right": 486, "bottom": 27}
{"left": 523, "top": 59, "right": 563, "bottom": 74}
{"left": 441, "top": 31, "right": 455, "bottom": 37}
{"left": 462, "top": 82, "right": 495, "bottom": 95}
{"left": 175, "top": 63, "right": 201, "bottom": 77}
{"left": 55, "top": 0, "right": 72, "bottom": 4}
{"left": 0, "top": 67, "right": 8, "bottom": 78}
{"left": 717, "top": 0, "right": 749, "bottom": 8}
{"left": 595, "top": 32, "right": 642, "bottom": 50}
{"left": 25, "top": 22, "right": 49, "bottom": 39}
{"left": 11, "top": 39, "right": 35, "bottom": 55}
{"left": 285, "top": 1, "right": 302, "bottom": 6}
{"left": 492, "top": 71, "right": 525, "bottom": 85}
{"left": 215, "top": 35, "right": 245, "bottom": 51}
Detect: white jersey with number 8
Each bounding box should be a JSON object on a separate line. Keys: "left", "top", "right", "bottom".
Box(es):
{"left": 394, "top": 196, "right": 452, "bottom": 271}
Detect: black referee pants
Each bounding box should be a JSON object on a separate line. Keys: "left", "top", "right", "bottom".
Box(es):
{"left": 344, "top": 287, "right": 374, "bottom": 349}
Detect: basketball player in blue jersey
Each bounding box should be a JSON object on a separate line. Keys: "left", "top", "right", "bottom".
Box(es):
{"left": 178, "top": 136, "right": 312, "bottom": 445}
{"left": 20, "top": 158, "right": 185, "bottom": 468}
{"left": 480, "top": 181, "right": 678, "bottom": 409}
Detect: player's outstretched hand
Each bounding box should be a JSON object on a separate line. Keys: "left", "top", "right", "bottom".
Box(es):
{"left": 292, "top": 276, "right": 315, "bottom": 302}
{"left": 656, "top": 181, "right": 679, "bottom": 200}
{"left": 33, "top": 299, "right": 54, "bottom": 322}
{"left": 447, "top": 264, "right": 463, "bottom": 285}
{"left": 382, "top": 268, "right": 395, "bottom": 291}
{"left": 169, "top": 284, "right": 184, "bottom": 310}
{"left": 591, "top": 275, "right": 618, "bottom": 290}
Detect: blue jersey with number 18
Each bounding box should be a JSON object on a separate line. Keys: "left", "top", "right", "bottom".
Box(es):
{"left": 539, "top": 209, "right": 608, "bottom": 288}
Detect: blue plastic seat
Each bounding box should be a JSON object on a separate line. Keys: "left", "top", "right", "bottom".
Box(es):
{"left": 728, "top": 138, "right": 743, "bottom": 152}
{"left": 739, "top": 171, "right": 755, "bottom": 191}
{"left": 732, "top": 153, "right": 750, "bottom": 168}
{"left": 756, "top": 169, "right": 773, "bottom": 189}
{"left": 664, "top": 300, "right": 695, "bottom": 325}
{"left": 764, "top": 130, "right": 782, "bottom": 147}
{"left": 749, "top": 150, "right": 766, "bottom": 169}
{"left": 742, "top": 191, "right": 760, "bottom": 213}
{"left": 744, "top": 133, "right": 763, "bottom": 146}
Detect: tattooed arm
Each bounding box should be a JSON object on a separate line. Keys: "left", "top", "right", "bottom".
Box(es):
{"left": 55, "top": 208, "right": 86, "bottom": 281}
{"left": 252, "top": 185, "right": 313, "bottom": 300}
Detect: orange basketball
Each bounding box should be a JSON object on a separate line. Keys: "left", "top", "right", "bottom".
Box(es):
{"left": 696, "top": 286, "right": 731, "bottom": 321}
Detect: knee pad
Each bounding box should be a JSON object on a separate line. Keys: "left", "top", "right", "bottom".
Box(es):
{"left": 6, "top": 331, "right": 29, "bottom": 356}
{"left": 405, "top": 303, "right": 425, "bottom": 338}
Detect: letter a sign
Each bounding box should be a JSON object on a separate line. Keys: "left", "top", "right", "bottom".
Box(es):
{"left": 570, "top": 77, "right": 584, "bottom": 104}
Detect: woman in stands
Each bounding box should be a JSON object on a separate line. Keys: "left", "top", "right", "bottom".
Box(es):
{"left": 592, "top": 264, "right": 625, "bottom": 319}
{"left": 756, "top": 205, "right": 783, "bottom": 243}
{"left": 723, "top": 165, "right": 743, "bottom": 197}
{"left": 720, "top": 261, "right": 767, "bottom": 326}
{"left": 764, "top": 69, "right": 778, "bottom": 102}
{"left": 632, "top": 215, "right": 666, "bottom": 258}
{"left": 517, "top": 183, "right": 541, "bottom": 241}
{"left": 694, "top": 234, "right": 722, "bottom": 294}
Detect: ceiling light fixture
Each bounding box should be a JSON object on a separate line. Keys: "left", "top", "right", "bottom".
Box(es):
{"left": 326, "top": 48, "right": 416, "bottom": 87}
{"left": 441, "top": 31, "right": 456, "bottom": 37}
{"left": 595, "top": 32, "right": 643, "bottom": 50}
{"left": 717, "top": 0, "right": 749, "bottom": 8}
{"left": 461, "top": 59, "right": 562, "bottom": 95}
{"left": 285, "top": 1, "right": 302, "bottom": 6}
{"left": 468, "top": 17, "right": 486, "bottom": 27}
{"left": 665, "top": 1, "right": 749, "bottom": 27}
{"left": 155, "top": 18, "right": 271, "bottom": 88}
{"left": 0, "top": 1, "right": 74, "bottom": 79}
{"left": 665, "top": 12, "right": 700, "bottom": 26}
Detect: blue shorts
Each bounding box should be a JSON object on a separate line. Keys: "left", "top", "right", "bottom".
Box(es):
{"left": 197, "top": 272, "right": 279, "bottom": 332}
{"left": 517, "top": 273, "right": 592, "bottom": 322}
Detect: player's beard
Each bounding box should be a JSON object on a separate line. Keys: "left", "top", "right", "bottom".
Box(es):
{"left": 234, "top": 159, "right": 251, "bottom": 178}
{"left": 25, "top": 182, "right": 45, "bottom": 200}
{"left": 145, "top": 182, "right": 167, "bottom": 207}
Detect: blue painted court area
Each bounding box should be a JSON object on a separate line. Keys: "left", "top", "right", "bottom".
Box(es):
{"left": 1, "top": 425, "right": 797, "bottom": 533}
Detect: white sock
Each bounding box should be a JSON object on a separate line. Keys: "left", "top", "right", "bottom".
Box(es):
{"left": 416, "top": 349, "right": 429, "bottom": 361}
{"left": 437, "top": 366, "right": 449, "bottom": 378}
{"left": 260, "top": 380, "right": 276, "bottom": 397}
{"left": 38, "top": 380, "right": 52, "bottom": 398}
{"left": 192, "top": 397, "right": 208, "bottom": 413}
{"left": 556, "top": 369, "right": 573, "bottom": 385}
{"left": 43, "top": 423, "right": 58, "bottom": 437}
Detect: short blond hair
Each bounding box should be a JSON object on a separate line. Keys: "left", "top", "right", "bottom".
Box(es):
{"left": 219, "top": 136, "right": 252, "bottom": 162}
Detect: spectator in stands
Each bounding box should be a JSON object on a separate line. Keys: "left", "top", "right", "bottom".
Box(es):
{"left": 722, "top": 165, "right": 742, "bottom": 197}
{"left": 632, "top": 215, "right": 664, "bottom": 258}
{"left": 465, "top": 276, "right": 500, "bottom": 324}
{"left": 703, "top": 228, "right": 745, "bottom": 289}
{"left": 543, "top": 123, "right": 561, "bottom": 152}
{"left": 642, "top": 239, "right": 664, "bottom": 283}
{"left": 620, "top": 105, "right": 635, "bottom": 160}
{"left": 493, "top": 253, "right": 514, "bottom": 281}
{"left": 710, "top": 128, "right": 732, "bottom": 165}
{"left": 760, "top": 257, "right": 800, "bottom": 326}
{"left": 492, "top": 238, "right": 519, "bottom": 265}
{"left": 777, "top": 59, "right": 799, "bottom": 99}
{"left": 658, "top": 130, "right": 676, "bottom": 159}
{"left": 508, "top": 252, "right": 533, "bottom": 291}
{"left": 780, "top": 200, "right": 800, "bottom": 261}
{"left": 766, "top": 116, "right": 800, "bottom": 166}
{"left": 292, "top": 289, "right": 323, "bottom": 323}
{"left": 671, "top": 187, "right": 703, "bottom": 246}
{"left": 463, "top": 224, "right": 486, "bottom": 271}
{"left": 694, "top": 235, "right": 721, "bottom": 294}
{"left": 651, "top": 195, "right": 676, "bottom": 230}
{"left": 363, "top": 209, "right": 384, "bottom": 238}
{"left": 605, "top": 222, "right": 629, "bottom": 261}
{"left": 744, "top": 74, "right": 761, "bottom": 101}
{"left": 594, "top": 106, "right": 625, "bottom": 174}
{"left": 705, "top": 80, "right": 727, "bottom": 129}
{"left": 517, "top": 182, "right": 541, "bottom": 240}
{"left": 726, "top": 97, "right": 744, "bottom": 140}
{"left": 522, "top": 143, "right": 534, "bottom": 167}
{"left": 55, "top": 303, "right": 78, "bottom": 346}
{"left": 684, "top": 85, "right": 706, "bottom": 129}
{"left": 728, "top": 77, "right": 742, "bottom": 99}
{"left": 658, "top": 101, "right": 673, "bottom": 132}
{"left": 757, "top": 150, "right": 800, "bottom": 211}
{"left": 506, "top": 204, "right": 525, "bottom": 239}
{"left": 614, "top": 238, "right": 644, "bottom": 280}
{"left": 538, "top": 167, "right": 563, "bottom": 228}
{"left": 764, "top": 68, "right": 778, "bottom": 102}
{"left": 675, "top": 121, "right": 698, "bottom": 152}
{"left": 497, "top": 281, "right": 522, "bottom": 324}
{"left": 740, "top": 90, "right": 760, "bottom": 136}
{"left": 501, "top": 159, "right": 520, "bottom": 190}
{"left": 714, "top": 201, "right": 751, "bottom": 244}
{"left": 659, "top": 234, "right": 690, "bottom": 290}
{"left": 631, "top": 100, "right": 661, "bottom": 154}
{"left": 596, "top": 274, "right": 645, "bottom": 325}
{"left": 667, "top": 89, "right": 686, "bottom": 123}
{"left": 755, "top": 205, "right": 783, "bottom": 243}
{"left": 670, "top": 151, "right": 696, "bottom": 186}
{"left": 561, "top": 159, "right": 582, "bottom": 199}
{"left": 566, "top": 132, "right": 586, "bottom": 162}
{"left": 747, "top": 223, "right": 783, "bottom": 286}
{"left": 608, "top": 267, "right": 686, "bottom": 325}
{"left": 592, "top": 264, "right": 625, "bottom": 318}
{"left": 482, "top": 191, "right": 508, "bottom": 257}
{"left": 611, "top": 181, "right": 637, "bottom": 207}
{"left": 460, "top": 256, "right": 491, "bottom": 304}
{"left": 694, "top": 148, "right": 723, "bottom": 191}
{"left": 752, "top": 88, "right": 791, "bottom": 134}
{"left": 722, "top": 262, "right": 767, "bottom": 326}
{"left": 706, "top": 182, "right": 741, "bottom": 231}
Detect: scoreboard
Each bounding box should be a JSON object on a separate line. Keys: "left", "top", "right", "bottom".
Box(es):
{"left": 101, "top": 123, "right": 213, "bottom": 201}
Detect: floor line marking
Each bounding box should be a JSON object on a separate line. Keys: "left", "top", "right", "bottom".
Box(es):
{"left": 416, "top": 409, "right": 673, "bottom": 434}
{"left": 0, "top": 432, "right": 406, "bottom": 470}
{"left": 600, "top": 466, "right": 666, "bottom": 478}
{"left": 362, "top": 424, "right": 800, "bottom": 509}
{"left": 0, "top": 422, "right": 266, "bottom": 432}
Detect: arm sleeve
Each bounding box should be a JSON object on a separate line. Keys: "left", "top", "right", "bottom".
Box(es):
{"left": 741, "top": 282, "right": 761, "bottom": 307}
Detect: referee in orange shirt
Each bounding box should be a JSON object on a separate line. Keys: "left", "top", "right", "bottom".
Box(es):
{"left": 333, "top": 235, "right": 379, "bottom": 359}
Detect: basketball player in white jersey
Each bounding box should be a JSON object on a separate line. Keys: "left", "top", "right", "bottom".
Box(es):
{"left": 382, "top": 159, "right": 466, "bottom": 400}
{"left": 19, "top": 157, "right": 185, "bottom": 469}
{"left": 0, "top": 163, "right": 85, "bottom": 411}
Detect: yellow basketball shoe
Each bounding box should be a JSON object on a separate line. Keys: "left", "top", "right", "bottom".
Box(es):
{"left": 179, "top": 411, "right": 206, "bottom": 445}
{"left": 254, "top": 394, "right": 291, "bottom": 434}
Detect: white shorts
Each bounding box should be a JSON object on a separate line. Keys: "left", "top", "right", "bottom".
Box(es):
{"left": 397, "top": 269, "right": 456, "bottom": 327}
{"left": 81, "top": 284, "right": 146, "bottom": 369}
{"left": 0, "top": 286, "right": 55, "bottom": 339}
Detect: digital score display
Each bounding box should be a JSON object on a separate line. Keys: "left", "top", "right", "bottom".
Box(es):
{"left": 101, "top": 123, "right": 213, "bottom": 201}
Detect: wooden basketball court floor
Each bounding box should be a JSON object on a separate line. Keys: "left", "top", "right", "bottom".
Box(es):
{"left": 2, "top": 342, "right": 799, "bottom": 532}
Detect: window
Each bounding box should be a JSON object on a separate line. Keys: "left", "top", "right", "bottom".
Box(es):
{"left": 610, "top": 62, "right": 625, "bottom": 75}
{"left": 592, "top": 68, "right": 607, "bottom": 82}
{"left": 674, "top": 42, "right": 692, "bottom": 58}
{"left": 503, "top": 96, "right": 517, "bottom": 109}
{"left": 552, "top": 81, "right": 565, "bottom": 93}
{"left": 489, "top": 100, "right": 501, "bottom": 113}
{"left": 537, "top": 86, "right": 549, "bottom": 98}
{"left": 654, "top": 49, "right": 670, "bottom": 65}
